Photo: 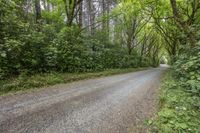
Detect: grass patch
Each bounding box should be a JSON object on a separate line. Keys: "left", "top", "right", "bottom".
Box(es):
{"left": 0, "top": 67, "right": 148, "bottom": 96}
{"left": 149, "top": 71, "right": 200, "bottom": 133}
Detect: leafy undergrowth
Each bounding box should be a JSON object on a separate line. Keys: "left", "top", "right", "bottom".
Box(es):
{"left": 0, "top": 67, "right": 147, "bottom": 96}
{"left": 150, "top": 72, "right": 200, "bottom": 133}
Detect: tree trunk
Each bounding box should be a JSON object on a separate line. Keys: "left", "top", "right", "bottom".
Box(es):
{"left": 35, "top": 0, "right": 41, "bottom": 23}
{"left": 140, "top": 41, "right": 145, "bottom": 65}
{"left": 102, "top": 0, "right": 106, "bottom": 30}
{"left": 127, "top": 35, "right": 132, "bottom": 55}
{"left": 88, "top": 0, "right": 95, "bottom": 34}
{"left": 78, "top": 1, "right": 83, "bottom": 28}
{"left": 63, "top": 0, "right": 83, "bottom": 27}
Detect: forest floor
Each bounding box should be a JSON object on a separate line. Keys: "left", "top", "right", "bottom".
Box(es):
{"left": 0, "top": 67, "right": 167, "bottom": 133}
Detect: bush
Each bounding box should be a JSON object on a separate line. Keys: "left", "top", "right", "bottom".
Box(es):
{"left": 173, "top": 43, "right": 200, "bottom": 96}
{"left": 150, "top": 72, "right": 200, "bottom": 133}
{"left": 0, "top": 21, "right": 152, "bottom": 79}
{"left": 151, "top": 43, "right": 200, "bottom": 133}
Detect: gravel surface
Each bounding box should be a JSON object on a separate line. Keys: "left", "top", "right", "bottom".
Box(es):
{"left": 0, "top": 67, "right": 167, "bottom": 133}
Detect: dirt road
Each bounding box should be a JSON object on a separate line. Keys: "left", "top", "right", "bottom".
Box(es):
{"left": 0, "top": 67, "right": 167, "bottom": 133}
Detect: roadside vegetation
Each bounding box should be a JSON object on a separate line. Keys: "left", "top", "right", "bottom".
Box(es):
{"left": 0, "top": 0, "right": 163, "bottom": 94}
{"left": 150, "top": 44, "right": 200, "bottom": 133}
{"left": 147, "top": 0, "right": 200, "bottom": 132}
{"left": 0, "top": 68, "right": 147, "bottom": 95}
{"left": 0, "top": 0, "right": 161, "bottom": 81}
{"left": 145, "top": 0, "right": 200, "bottom": 133}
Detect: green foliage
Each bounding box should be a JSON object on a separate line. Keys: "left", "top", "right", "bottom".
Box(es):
{"left": 0, "top": 22, "right": 150, "bottom": 79}
{"left": 0, "top": 68, "right": 147, "bottom": 95}
{"left": 0, "top": 0, "right": 160, "bottom": 79}
{"left": 150, "top": 72, "right": 200, "bottom": 133}
{"left": 0, "top": 23, "right": 59, "bottom": 78}
{"left": 173, "top": 43, "right": 200, "bottom": 97}
{"left": 150, "top": 43, "right": 200, "bottom": 133}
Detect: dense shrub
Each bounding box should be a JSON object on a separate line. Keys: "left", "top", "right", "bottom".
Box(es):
{"left": 173, "top": 43, "right": 200, "bottom": 97}
{"left": 151, "top": 43, "right": 200, "bottom": 133}
{"left": 151, "top": 73, "right": 200, "bottom": 133}
{"left": 0, "top": 23, "right": 154, "bottom": 79}
{"left": 53, "top": 27, "right": 145, "bottom": 73}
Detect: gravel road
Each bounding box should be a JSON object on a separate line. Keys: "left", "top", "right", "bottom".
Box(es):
{"left": 0, "top": 67, "right": 167, "bottom": 133}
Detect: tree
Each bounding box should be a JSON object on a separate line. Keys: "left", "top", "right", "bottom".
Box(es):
{"left": 35, "top": 0, "right": 42, "bottom": 23}
{"left": 63, "top": 0, "right": 83, "bottom": 26}
{"left": 170, "top": 0, "right": 200, "bottom": 46}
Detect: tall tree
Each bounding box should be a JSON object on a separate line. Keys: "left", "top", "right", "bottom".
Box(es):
{"left": 35, "top": 0, "right": 42, "bottom": 23}
{"left": 63, "top": 0, "right": 83, "bottom": 26}
{"left": 78, "top": 1, "right": 83, "bottom": 27}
